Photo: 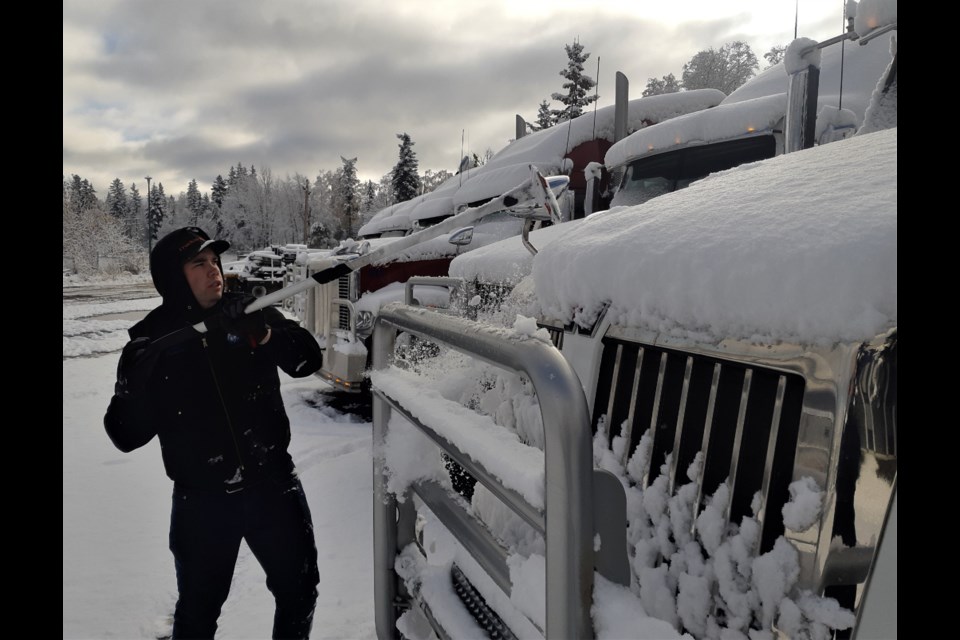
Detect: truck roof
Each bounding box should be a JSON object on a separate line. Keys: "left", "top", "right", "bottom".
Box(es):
{"left": 605, "top": 32, "right": 895, "bottom": 170}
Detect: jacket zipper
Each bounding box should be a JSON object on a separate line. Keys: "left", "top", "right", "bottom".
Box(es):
{"left": 202, "top": 336, "right": 246, "bottom": 473}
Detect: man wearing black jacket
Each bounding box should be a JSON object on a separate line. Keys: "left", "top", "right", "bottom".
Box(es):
{"left": 104, "top": 227, "right": 323, "bottom": 639}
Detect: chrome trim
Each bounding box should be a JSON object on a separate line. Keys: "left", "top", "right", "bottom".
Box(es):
{"left": 620, "top": 347, "right": 646, "bottom": 468}
{"left": 691, "top": 362, "right": 722, "bottom": 515}
{"left": 724, "top": 369, "right": 753, "bottom": 525}
{"left": 412, "top": 480, "right": 513, "bottom": 595}
{"left": 374, "top": 388, "right": 545, "bottom": 534}
{"left": 604, "top": 344, "right": 624, "bottom": 436}
{"left": 754, "top": 375, "right": 788, "bottom": 551}
{"left": 372, "top": 303, "right": 599, "bottom": 639}
{"left": 667, "top": 356, "right": 695, "bottom": 495}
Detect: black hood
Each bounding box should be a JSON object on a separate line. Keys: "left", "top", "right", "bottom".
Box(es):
{"left": 150, "top": 227, "right": 230, "bottom": 321}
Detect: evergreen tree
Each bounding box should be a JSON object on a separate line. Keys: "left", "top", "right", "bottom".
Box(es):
{"left": 642, "top": 73, "right": 681, "bottom": 97}
{"left": 391, "top": 133, "right": 421, "bottom": 203}
{"left": 682, "top": 41, "right": 758, "bottom": 95}
{"left": 68, "top": 175, "right": 98, "bottom": 216}
{"left": 211, "top": 175, "right": 228, "bottom": 208}
{"left": 186, "top": 179, "right": 203, "bottom": 224}
{"left": 106, "top": 178, "right": 128, "bottom": 220}
{"left": 338, "top": 156, "right": 360, "bottom": 237}
{"left": 527, "top": 100, "right": 554, "bottom": 133}
{"left": 148, "top": 183, "right": 166, "bottom": 241}
{"left": 550, "top": 40, "right": 598, "bottom": 123}
{"left": 128, "top": 183, "right": 143, "bottom": 242}
{"left": 361, "top": 180, "right": 378, "bottom": 215}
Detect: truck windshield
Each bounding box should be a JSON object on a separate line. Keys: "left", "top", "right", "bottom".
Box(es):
{"left": 615, "top": 135, "right": 777, "bottom": 207}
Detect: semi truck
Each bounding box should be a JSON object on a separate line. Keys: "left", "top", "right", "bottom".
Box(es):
{"left": 367, "top": 5, "right": 897, "bottom": 638}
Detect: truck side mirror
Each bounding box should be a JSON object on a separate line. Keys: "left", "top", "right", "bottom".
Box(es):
{"left": 448, "top": 226, "right": 475, "bottom": 247}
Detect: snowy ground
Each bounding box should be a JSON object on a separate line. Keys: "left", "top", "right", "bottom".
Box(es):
{"left": 62, "top": 276, "right": 377, "bottom": 639}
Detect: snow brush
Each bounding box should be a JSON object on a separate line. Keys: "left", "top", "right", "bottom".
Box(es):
{"left": 149, "top": 165, "right": 568, "bottom": 352}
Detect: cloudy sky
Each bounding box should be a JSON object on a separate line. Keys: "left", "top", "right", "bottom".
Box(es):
{"left": 63, "top": 0, "right": 847, "bottom": 196}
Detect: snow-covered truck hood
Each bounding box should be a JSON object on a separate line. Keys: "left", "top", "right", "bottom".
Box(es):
{"left": 534, "top": 128, "right": 897, "bottom": 344}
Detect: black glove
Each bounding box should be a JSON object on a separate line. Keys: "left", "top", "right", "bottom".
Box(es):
{"left": 221, "top": 295, "right": 269, "bottom": 347}
{"left": 115, "top": 337, "right": 159, "bottom": 398}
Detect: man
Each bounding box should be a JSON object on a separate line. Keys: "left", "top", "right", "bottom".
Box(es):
{"left": 104, "top": 227, "right": 323, "bottom": 639}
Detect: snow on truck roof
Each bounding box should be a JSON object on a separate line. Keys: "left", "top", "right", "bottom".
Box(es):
{"left": 358, "top": 91, "right": 725, "bottom": 236}
{"left": 606, "top": 31, "right": 895, "bottom": 169}
{"left": 453, "top": 128, "right": 897, "bottom": 344}
{"left": 604, "top": 93, "right": 788, "bottom": 169}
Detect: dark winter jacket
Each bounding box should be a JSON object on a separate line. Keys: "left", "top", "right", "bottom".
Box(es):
{"left": 105, "top": 228, "right": 322, "bottom": 490}
{"left": 104, "top": 296, "right": 323, "bottom": 490}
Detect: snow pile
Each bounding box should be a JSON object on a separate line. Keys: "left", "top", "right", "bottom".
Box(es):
{"left": 784, "top": 38, "right": 821, "bottom": 74}
{"left": 535, "top": 129, "right": 898, "bottom": 344}
{"left": 605, "top": 94, "right": 785, "bottom": 170}
{"left": 855, "top": 0, "right": 898, "bottom": 37}
{"left": 781, "top": 477, "right": 824, "bottom": 532}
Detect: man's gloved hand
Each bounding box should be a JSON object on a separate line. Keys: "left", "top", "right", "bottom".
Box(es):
{"left": 222, "top": 294, "right": 269, "bottom": 347}
{"left": 115, "top": 337, "right": 159, "bottom": 398}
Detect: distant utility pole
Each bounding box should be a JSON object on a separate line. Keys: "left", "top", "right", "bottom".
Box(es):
{"left": 144, "top": 175, "right": 153, "bottom": 252}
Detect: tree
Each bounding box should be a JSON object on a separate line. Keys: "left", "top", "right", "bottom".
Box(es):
{"left": 338, "top": 156, "right": 360, "bottom": 237}
{"left": 148, "top": 183, "right": 166, "bottom": 241}
{"left": 642, "top": 73, "right": 681, "bottom": 97}
{"left": 764, "top": 45, "right": 786, "bottom": 68}
{"left": 681, "top": 41, "right": 758, "bottom": 95}
{"left": 550, "top": 40, "right": 598, "bottom": 123}
{"left": 392, "top": 133, "right": 421, "bottom": 203}
{"left": 527, "top": 99, "right": 554, "bottom": 132}
{"left": 211, "top": 175, "right": 228, "bottom": 209}
{"left": 421, "top": 169, "right": 453, "bottom": 195}
{"left": 128, "top": 183, "right": 143, "bottom": 243}
{"left": 106, "top": 179, "right": 128, "bottom": 220}
{"left": 186, "top": 179, "right": 203, "bottom": 225}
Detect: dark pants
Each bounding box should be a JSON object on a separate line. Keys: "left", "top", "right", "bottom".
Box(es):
{"left": 169, "top": 476, "right": 319, "bottom": 639}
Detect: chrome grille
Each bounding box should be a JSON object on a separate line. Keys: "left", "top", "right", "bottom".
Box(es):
{"left": 592, "top": 337, "right": 805, "bottom": 554}
{"left": 337, "top": 274, "right": 351, "bottom": 330}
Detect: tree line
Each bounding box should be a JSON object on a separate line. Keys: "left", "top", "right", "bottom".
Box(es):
{"left": 528, "top": 39, "right": 786, "bottom": 130}
{"left": 63, "top": 132, "right": 456, "bottom": 274}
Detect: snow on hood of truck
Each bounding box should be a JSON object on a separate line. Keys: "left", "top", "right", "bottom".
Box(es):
{"left": 534, "top": 128, "right": 897, "bottom": 344}
{"left": 604, "top": 93, "right": 787, "bottom": 169}
{"left": 409, "top": 195, "right": 454, "bottom": 224}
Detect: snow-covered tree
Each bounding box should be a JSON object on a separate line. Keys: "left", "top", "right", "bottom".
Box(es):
{"left": 211, "top": 175, "right": 227, "bottom": 209}
{"left": 392, "top": 133, "right": 421, "bottom": 203}
{"left": 148, "top": 183, "right": 166, "bottom": 242}
{"left": 421, "top": 169, "right": 453, "bottom": 195}
{"left": 105, "top": 179, "right": 128, "bottom": 221}
{"left": 128, "top": 182, "right": 143, "bottom": 244}
{"left": 361, "top": 180, "right": 378, "bottom": 215}
{"left": 550, "top": 40, "right": 598, "bottom": 122}
{"left": 682, "top": 41, "right": 759, "bottom": 95}
{"left": 642, "top": 73, "right": 681, "bottom": 97}
{"left": 527, "top": 99, "right": 554, "bottom": 132}
{"left": 338, "top": 156, "right": 361, "bottom": 237}
{"left": 764, "top": 45, "right": 786, "bottom": 68}
{"left": 186, "top": 178, "right": 203, "bottom": 225}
